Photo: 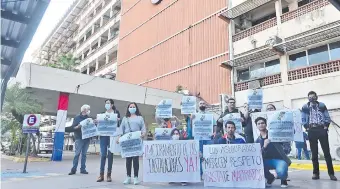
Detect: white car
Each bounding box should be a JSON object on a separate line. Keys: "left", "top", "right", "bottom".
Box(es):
{"left": 38, "top": 138, "right": 54, "bottom": 154}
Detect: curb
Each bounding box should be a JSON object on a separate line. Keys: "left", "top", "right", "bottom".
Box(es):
{"left": 12, "top": 157, "right": 50, "bottom": 163}
{"left": 290, "top": 163, "right": 340, "bottom": 172}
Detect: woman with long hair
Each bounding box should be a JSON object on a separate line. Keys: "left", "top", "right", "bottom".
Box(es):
{"left": 97, "top": 99, "right": 120, "bottom": 182}
{"left": 116, "top": 102, "right": 146, "bottom": 185}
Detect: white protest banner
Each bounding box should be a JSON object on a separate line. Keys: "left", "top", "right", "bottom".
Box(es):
{"left": 119, "top": 131, "right": 143, "bottom": 158}
{"left": 222, "top": 113, "right": 242, "bottom": 133}
{"left": 154, "top": 128, "right": 173, "bottom": 140}
{"left": 96, "top": 113, "right": 118, "bottom": 136}
{"left": 156, "top": 99, "right": 173, "bottom": 118}
{"left": 80, "top": 118, "right": 98, "bottom": 139}
{"left": 292, "top": 110, "right": 304, "bottom": 142}
{"left": 267, "top": 111, "right": 294, "bottom": 142}
{"left": 143, "top": 140, "right": 200, "bottom": 183}
{"left": 203, "top": 143, "right": 265, "bottom": 188}
{"left": 247, "top": 89, "right": 263, "bottom": 110}
{"left": 109, "top": 136, "right": 121, "bottom": 154}
{"left": 192, "top": 113, "right": 214, "bottom": 140}
{"left": 181, "top": 96, "right": 197, "bottom": 114}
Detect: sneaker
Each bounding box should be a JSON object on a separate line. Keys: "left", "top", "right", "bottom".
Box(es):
{"left": 123, "top": 177, "right": 131, "bottom": 185}
{"left": 281, "top": 180, "right": 288, "bottom": 188}
{"left": 330, "top": 175, "right": 338, "bottom": 181}
{"left": 312, "top": 174, "right": 320, "bottom": 180}
{"left": 80, "top": 170, "right": 88, "bottom": 174}
{"left": 181, "top": 182, "right": 187, "bottom": 186}
{"left": 68, "top": 171, "right": 76, "bottom": 175}
{"left": 133, "top": 177, "right": 140, "bottom": 185}
{"left": 266, "top": 177, "right": 275, "bottom": 187}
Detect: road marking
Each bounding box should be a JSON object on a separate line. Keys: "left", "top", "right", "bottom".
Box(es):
{"left": 125, "top": 185, "right": 151, "bottom": 189}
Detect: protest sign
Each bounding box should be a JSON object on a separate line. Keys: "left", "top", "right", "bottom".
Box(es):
{"left": 181, "top": 96, "right": 197, "bottom": 114}
{"left": 96, "top": 113, "right": 118, "bottom": 136}
{"left": 119, "top": 131, "right": 143, "bottom": 158}
{"left": 154, "top": 128, "right": 173, "bottom": 140}
{"left": 203, "top": 143, "right": 265, "bottom": 188}
{"left": 156, "top": 99, "right": 172, "bottom": 118}
{"left": 251, "top": 112, "right": 269, "bottom": 141}
{"left": 267, "top": 111, "right": 294, "bottom": 142}
{"left": 247, "top": 89, "right": 263, "bottom": 110}
{"left": 143, "top": 140, "right": 200, "bottom": 183}
{"left": 80, "top": 118, "right": 98, "bottom": 139}
{"left": 192, "top": 113, "right": 214, "bottom": 140}
{"left": 109, "top": 136, "right": 121, "bottom": 154}
{"left": 222, "top": 113, "right": 242, "bottom": 133}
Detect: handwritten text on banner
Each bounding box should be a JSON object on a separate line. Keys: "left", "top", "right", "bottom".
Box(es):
{"left": 203, "top": 143, "right": 265, "bottom": 188}
{"left": 143, "top": 140, "right": 200, "bottom": 183}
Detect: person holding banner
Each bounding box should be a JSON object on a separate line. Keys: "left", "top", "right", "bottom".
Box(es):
{"left": 255, "top": 117, "right": 291, "bottom": 188}
{"left": 155, "top": 115, "right": 181, "bottom": 128}
{"left": 96, "top": 99, "right": 121, "bottom": 182}
{"left": 301, "top": 91, "right": 337, "bottom": 181}
{"left": 243, "top": 103, "right": 260, "bottom": 143}
{"left": 217, "top": 98, "right": 245, "bottom": 135}
{"left": 68, "top": 104, "right": 91, "bottom": 175}
{"left": 116, "top": 102, "right": 146, "bottom": 185}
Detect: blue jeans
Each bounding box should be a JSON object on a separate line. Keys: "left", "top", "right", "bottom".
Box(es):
{"left": 100, "top": 136, "right": 113, "bottom": 174}
{"left": 199, "top": 140, "right": 208, "bottom": 176}
{"left": 297, "top": 147, "right": 310, "bottom": 160}
{"left": 71, "top": 139, "right": 90, "bottom": 172}
{"left": 264, "top": 159, "right": 288, "bottom": 180}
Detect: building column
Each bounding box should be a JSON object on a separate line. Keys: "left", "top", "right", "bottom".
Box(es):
{"left": 110, "top": 6, "right": 113, "bottom": 18}
{"left": 100, "top": 16, "right": 104, "bottom": 27}
{"left": 95, "top": 59, "right": 99, "bottom": 70}
{"left": 92, "top": 25, "right": 95, "bottom": 34}
{"left": 108, "top": 27, "right": 111, "bottom": 39}
{"left": 98, "top": 37, "right": 102, "bottom": 48}
{"left": 51, "top": 92, "right": 69, "bottom": 161}
{"left": 280, "top": 55, "right": 292, "bottom": 109}
{"left": 87, "top": 65, "right": 90, "bottom": 74}
{"left": 275, "top": 0, "right": 283, "bottom": 37}
{"left": 106, "top": 53, "right": 109, "bottom": 64}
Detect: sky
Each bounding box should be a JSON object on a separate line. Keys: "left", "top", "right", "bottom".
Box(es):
{"left": 22, "top": 0, "right": 75, "bottom": 63}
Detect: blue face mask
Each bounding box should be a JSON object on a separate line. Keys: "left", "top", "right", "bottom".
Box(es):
{"left": 129, "top": 107, "right": 136, "bottom": 114}
{"left": 105, "top": 104, "right": 111, "bottom": 110}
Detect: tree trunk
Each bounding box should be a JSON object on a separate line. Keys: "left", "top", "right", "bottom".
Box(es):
{"left": 30, "top": 133, "right": 38, "bottom": 157}
{"left": 37, "top": 134, "right": 41, "bottom": 154}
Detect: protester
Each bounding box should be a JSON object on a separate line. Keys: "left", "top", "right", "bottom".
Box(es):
{"left": 220, "top": 121, "right": 246, "bottom": 144}
{"left": 97, "top": 99, "right": 121, "bottom": 182}
{"left": 181, "top": 126, "right": 188, "bottom": 140}
{"left": 266, "top": 104, "right": 291, "bottom": 155}
{"left": 68, "top": 104, "right": 91, "bottom": 175}
{"left": 155, "top": 114, "right": 181, "bottom": 128}
{"left": 168, "top": 128, "right": 188, "bottom": 186}
{"left": 295, "top": 132, "right": 310, "bottom": 160}
{"left": 146, "top": 130, "right": 154, "bottom": 140}
{"left": 301, "top": 91, "right": 337, "bottom": 181}
{"left": 116, "top": 102, "right": 146, "bottom": 185}
{"left": 255, "top": 117, "right": 291, "bottom": 188}
{"left": 217, "top": 98, "right": 245, "bottom": 135}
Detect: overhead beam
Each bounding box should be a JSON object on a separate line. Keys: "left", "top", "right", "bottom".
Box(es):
{"left": 1, "top": 10, "right": 30, "bottom": 24}
{"left": 1, "top": 37, "right": 19, "bottom": 48}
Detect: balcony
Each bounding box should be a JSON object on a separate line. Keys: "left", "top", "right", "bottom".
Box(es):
{"left": 288, "top": 60, "right": 340, "bottom": 81}
{"left": 234, "top": 74, "right": 282, "bottom": 92}
{"left": 91, "top": 60, "right": 117, "bottom": 76}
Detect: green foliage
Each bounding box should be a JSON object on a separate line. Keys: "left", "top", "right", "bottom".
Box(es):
{"left": 47, "top": 54, "right": 80, "bottom": 72}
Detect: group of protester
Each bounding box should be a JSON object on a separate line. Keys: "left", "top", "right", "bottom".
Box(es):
{"left": 66, "top": 90, "right": 337, "bottom": 188}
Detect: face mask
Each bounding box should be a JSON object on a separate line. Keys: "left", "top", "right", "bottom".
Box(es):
{"left": 129, "top": 107, "right": 136, "bottom": 114}
{"left": 199, "top": 106, "right": 206, "bottom": 111}
{"left": 172, "top": 135, "right": 180, "bottom": 140}
{"left": 105, "top": 104, "right": 111, "bottom": 110}
{"left": 309, "top": 97, "right": 317, "bottom": 103}
{"left": 86, "top": 110, "right": 90, "bottom": 115}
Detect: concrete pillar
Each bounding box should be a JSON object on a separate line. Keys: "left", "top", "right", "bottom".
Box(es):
{"left": 100, "top": 16, "right": 104, "bottom": 27}
{"left": 98, "top": 37, "right": 102, "bottom": 48}
{"left": 106, "top": 53, "right": 109, "bottom": 64}
{"left": 110, "top": 6, "right": 113, "bottom": 18}
{"left": 92, "top": 25, "right": 95, "bottom": 34}
{"left": 82, "top": 53, "right": 85, "bottom": 60}
{"left": 275, "top": 0, "right": 283, "bottom": 38}
{"left": 287, "top": 0, "right": 298, "bottom": 11}
{"left": 51, "top": 92, "right": 69, "bottom": 161}
{"left": 87, "top": 65, "right": 90, "bottom": 74}
{"left": 95, "top": 59, "right": 99, "bottom": 70}
{"left": 108, "top": 27, "right": 111, "bottom": 39}
{"left": 280, "top": 55, "right": 292, "bottom": 109}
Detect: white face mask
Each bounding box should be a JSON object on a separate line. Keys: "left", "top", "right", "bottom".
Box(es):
{"left": 172, "top": 135, "right": 180, "bottom": 140}
{"left": 86, "top": 110, "right": 90, "bottom": 115}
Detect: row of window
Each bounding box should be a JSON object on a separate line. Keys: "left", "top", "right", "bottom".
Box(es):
{"left": 237, "top": 41, "right": 340, "bottom": 82}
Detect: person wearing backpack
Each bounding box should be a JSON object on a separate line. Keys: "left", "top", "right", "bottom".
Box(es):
{"left": 116, "top": 102, "right": 146, "bottom": 185}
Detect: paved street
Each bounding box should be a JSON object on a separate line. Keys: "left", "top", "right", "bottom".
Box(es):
{"left": 1, "top": 154, "right": 340, "bottom": 189}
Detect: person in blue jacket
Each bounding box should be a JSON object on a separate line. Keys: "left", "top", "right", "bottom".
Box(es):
{"left": 219, "top": 121, "right": 245, "bottom": 144}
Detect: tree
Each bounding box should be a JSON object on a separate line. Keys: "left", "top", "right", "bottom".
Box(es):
{"left": 47, "top": 54, "right": 80, "bottom": 72}
{"left": 2, "top": 82, "right": 43, "bottom": 156}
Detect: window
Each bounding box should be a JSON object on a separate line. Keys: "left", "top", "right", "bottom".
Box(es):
{"left": 265, "top": 59, "right": 280, "bottom": 75}
{"left": 289, "top": 51, "right": 307, "bottom": 70}
{"left": 237, "top": 69, "right": 250, "bottom": 82}
{"left": 330, "top": 41, "right": 340, "bottom": 60}
{"left": 308, "top": 45, "right": 329, "bottom": 65}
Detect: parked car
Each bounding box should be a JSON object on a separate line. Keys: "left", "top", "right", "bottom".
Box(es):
{"left": 38, "top": 138, "right": 54, "bottom": 154}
